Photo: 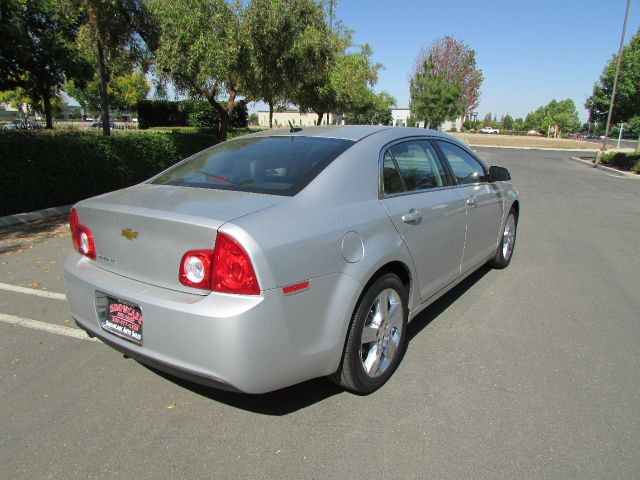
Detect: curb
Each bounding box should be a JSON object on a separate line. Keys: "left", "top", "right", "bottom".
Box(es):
{"left": 469, "top": 144, "right": 600, "bottom": 152}
{"left": 0, "top": 204, "right": 73, "bottom": 229}
{"left": 569, "top": 156, "right": 640, "bottom": 179}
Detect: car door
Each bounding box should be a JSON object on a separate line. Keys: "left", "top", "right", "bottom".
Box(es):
{"left": 434, "top": 140, "right": 504, "bottom": 274}
{"left": 380, "top": 139, "right": 467, "bottom": 302}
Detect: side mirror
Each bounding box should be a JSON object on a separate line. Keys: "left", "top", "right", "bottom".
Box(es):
{"left": 489, "top": 165, "right": 511, "bottom": 182}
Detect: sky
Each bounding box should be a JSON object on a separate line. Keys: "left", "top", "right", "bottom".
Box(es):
{"left": 326, "top": 0, "right": 639, "bottom": 122}
{"left": 247, "top": 0, "right": 637, "bottom": 122}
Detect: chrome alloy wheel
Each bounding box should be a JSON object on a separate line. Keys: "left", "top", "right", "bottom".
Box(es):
{"left": 502, "top": 212, "right": 517, "bottom": 261}
{"left": 359, "top": 288, "right": 404, "bottom": 378}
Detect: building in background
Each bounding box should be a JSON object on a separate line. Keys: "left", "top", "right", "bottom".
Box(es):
{"left": 258, "top": 107, "right": 463, "bottom": 130}
{"left": 258, "top": 110, "right": 344, "bottom": 128}
{"left": 391, "top": 107, "right": 463, "bottom": 131}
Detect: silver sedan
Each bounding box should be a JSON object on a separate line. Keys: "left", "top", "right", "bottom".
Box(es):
{"left": 64, "top": 126, "right": 519, "bottom": 394}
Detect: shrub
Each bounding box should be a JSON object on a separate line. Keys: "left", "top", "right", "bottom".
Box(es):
{"left": 601, "top": 151, "right": 640, "bottom": 173}
{"left": 138, "top": 99, "right": 249, "bottom": 130}
{"left": 180, "top": 100, "right": 220, "bottom": 128}
{"left": 0, "top": 130, "right": 219, "bottom": 215}
{"left": 137, "top": 100, "right": 187, "bottom": 129}
{"left": 231, "top": 100, "right": 249, "bottom": 128}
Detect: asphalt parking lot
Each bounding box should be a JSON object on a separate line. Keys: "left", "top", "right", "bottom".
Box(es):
{"left": 1, "top": 147, "right": 639, "bottom": 479}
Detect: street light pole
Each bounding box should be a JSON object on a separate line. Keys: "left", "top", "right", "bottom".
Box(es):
{"left": 596, "top": 0, "right": 632, "bottom": 165}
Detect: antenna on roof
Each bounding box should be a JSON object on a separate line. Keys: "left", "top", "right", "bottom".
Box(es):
{"left": 288, "top": 120, "right": 303, "bottom": 133}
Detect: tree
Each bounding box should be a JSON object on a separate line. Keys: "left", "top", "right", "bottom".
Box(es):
{"left": 0, "top": 0, "right": 91, "bottom": 128}
{"left": 410, "top": 56, "right": 461, "bottom": 129}
{"left": 482, "top": 113, "right": 492, "bottom": 126}
{"left": 412, "top": 36, "right": 483, "bottom": 116}
{"left": 345, "top": 91, "right": 396, "bottom": 125}
{"left": 243, "top": 0, "right": 326, "bottom": 128}
{"left": 66, "top": 0, "right": 156, "bottom": 134}
{"left": 513, "top": 117, "right": 525, "bottom": 131}
{"left": 149, "top": 0, "right": 242, "bottom": 140}
{"left": 586, "top": 28, "right": 640, "bottom": 125}
{"left": 66, "top": 70, "right": 149, "bottom": 114}
{"left": 524, "top": 99, "right": 581, "bottom": 136}
{"left": 501, "top": 113, "right": 514, "bottom": 130}
{"left": 290, "top": 19, "right": 383, "bottom": 125}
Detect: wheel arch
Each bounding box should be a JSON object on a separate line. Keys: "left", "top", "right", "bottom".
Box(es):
{"left": 511, "top": 200, "right": 520, "bottom": 219}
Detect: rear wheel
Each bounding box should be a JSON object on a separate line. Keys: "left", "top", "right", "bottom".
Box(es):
{"left": 332, "top": 273, "right": 408, "bottom": 394}
{"left": 491, "top": 208, "right": 517, "bottom": 269}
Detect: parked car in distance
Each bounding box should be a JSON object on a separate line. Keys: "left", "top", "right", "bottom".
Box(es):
{"left": 88, "top": 121, "right": 122, "bottom": 130}
{"left": 527, "top": 130, "right": 542, "bottom": 136}
{"left": 2, "top": 119, "right": 43, "bottom": 129}
{"left": 64, "top": 126, "right": 519, "bottom": 394}
{"left": 480, "top": 127, "right": 500, "bottom": 134}
{"left": 2, "top": 121, "right": 21, "bottom": 130}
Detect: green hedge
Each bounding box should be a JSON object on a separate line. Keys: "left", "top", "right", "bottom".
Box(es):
{"left": 0, "top": 130, "right": 219, "bottom": 216}
{"left": 137, "top": 100, "right": 187, "bottom": 129}
{"left": 137, "top": 99, "right": 249, "bottom": 130}
{"left": 602, "top": 151, "right": 640, "bottom": 173}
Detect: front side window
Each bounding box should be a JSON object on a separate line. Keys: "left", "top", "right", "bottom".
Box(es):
{"left": 152, "top": 136, "right": 354, "bottom": 196}
{"left": 384, "top": 140, "right": 449, "bottom": 194}
{"left": 436, "top": 141, "right": 487, "bottom": 185}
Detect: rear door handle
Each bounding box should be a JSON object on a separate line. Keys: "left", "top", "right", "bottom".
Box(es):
{"left": 465, "top": 198, "right": 478, "bottom": 208}
{"left": 401, "top": 209, "right": 422, "bottom": 224}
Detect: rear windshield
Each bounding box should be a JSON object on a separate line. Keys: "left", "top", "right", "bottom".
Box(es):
{"left": 151, "top": 136, "right": 354, "bottom": 196}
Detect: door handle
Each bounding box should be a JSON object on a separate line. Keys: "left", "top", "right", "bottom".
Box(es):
{"left": 401, "top": 209, "right": 422, "bottom": 224}
{"left": 465, "top": 197, "right": 478, "bottom": 208}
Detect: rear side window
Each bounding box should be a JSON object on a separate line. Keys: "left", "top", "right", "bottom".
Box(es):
{"left": 383, "top": 140, "right": 450, "bottom": 194}
{"left": 152, "top": 136, "right": 354, "bottom": 196}
{"left": 436, "top": 141, "right": 487, "bottom": 185}
{"left": 383, "top": 151, "right": 404, "bottom": 195}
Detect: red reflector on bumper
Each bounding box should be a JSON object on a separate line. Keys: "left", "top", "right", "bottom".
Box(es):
{"left": 282, "top": 281, "right": 310, "bottom": 295}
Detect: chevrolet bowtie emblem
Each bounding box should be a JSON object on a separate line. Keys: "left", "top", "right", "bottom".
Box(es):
{"left": 121, "top": 228, "right": 139, "bottom": 241}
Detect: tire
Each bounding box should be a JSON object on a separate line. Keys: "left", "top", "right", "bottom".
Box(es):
{"left": 491, "top": 207, "right": 517, "bottom": 269}
{"left": 332, "top": 273, "right": 408, "bottom": 394}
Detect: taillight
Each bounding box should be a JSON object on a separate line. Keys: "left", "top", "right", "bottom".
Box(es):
{"left": 70, "top": 208, "right": 96, "bottom": 260}
{"left": 212, "top": 232, "right": 259, "bottom": 295}
{"left": 178, "top": 232, "right": 260, "bottom": 295}
{"left": 179, "top": 250, "right": 214, "bottom": 289}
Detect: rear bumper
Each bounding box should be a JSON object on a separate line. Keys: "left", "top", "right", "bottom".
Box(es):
{"left": 64, "top": 253, "right": 360, "bottom": 394}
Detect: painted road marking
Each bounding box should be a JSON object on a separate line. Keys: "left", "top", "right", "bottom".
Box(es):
{"left": 0, "top": 282, "right": 66, "bottom": 301}
{"left": 0, "top": 313, "right": 99, "bottom": 342}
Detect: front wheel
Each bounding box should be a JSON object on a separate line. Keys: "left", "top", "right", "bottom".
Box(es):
{"left": 332, "top": 273, "right": 408, "bottom": 394}
{"left": 491, "top": 208, "right": 517, "bottom": 269}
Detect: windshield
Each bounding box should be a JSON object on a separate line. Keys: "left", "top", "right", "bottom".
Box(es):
{"left": 151, "top": 136, "right": 354, "bottom": 196}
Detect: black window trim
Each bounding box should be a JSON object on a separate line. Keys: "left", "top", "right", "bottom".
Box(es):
{"left": 378, "top": 136, "right": 459, "bottom": 199}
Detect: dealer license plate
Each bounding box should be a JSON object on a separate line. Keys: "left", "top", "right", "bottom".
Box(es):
{"left": 99, "top": 296, "right": 143, "bottom": 345}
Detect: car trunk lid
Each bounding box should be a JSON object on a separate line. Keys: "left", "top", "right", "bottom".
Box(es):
{"left": 74, "top": 184, "right": 280, "bottom": 294}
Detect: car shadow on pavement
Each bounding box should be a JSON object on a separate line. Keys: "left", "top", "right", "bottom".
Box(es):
{"left": 149, "top": 367, "right": 344, "bottom": 415}
{"left": 407, "top": 265, "right": 491, "bottom": 342}
{"left": 146, "top": 265, "right": 492, "bottom": 415}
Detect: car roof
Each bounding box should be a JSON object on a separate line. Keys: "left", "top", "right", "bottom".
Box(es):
{"left": 243, "top": 125, "right": 459, "bottom": 143}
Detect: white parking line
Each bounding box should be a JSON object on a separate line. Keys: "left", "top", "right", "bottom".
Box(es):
{"left": 0, "top": 313, "right": 99, "bottom": 342}
{"left": 0, "top": 282, "right": 66, "bottom": 300}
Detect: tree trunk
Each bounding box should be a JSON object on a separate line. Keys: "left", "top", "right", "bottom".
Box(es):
{"left": 207, "top": 89, "right": 236, "bottom": 141}
{"left": 42, "top": 87, "right": 53, "bottom": 129}
{"left": 424, "top": 121, "right": 429, "bottom": 129}
{"left": 269, "top": 100, "right": 274, "bottom": 129}
{"left": 95, "top": 39, "right": 110, "bottom": 136}
{"left": 316, "top": 111, "right": 324, "bottom": 125}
